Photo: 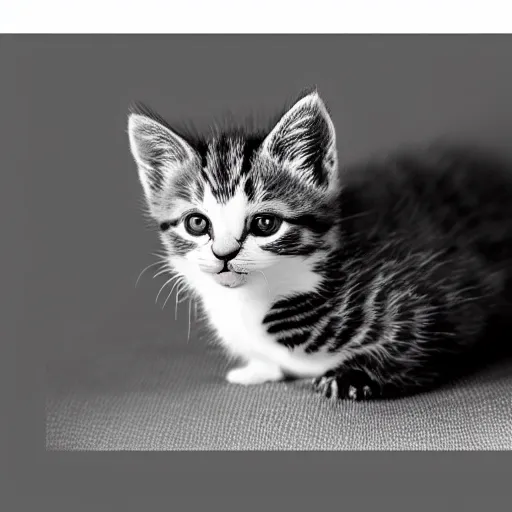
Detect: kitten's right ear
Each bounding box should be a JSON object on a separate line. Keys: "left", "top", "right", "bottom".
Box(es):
{"left": 260, "top": 91, "right": 338, "bottom": 190}
{"left": 128, "top": 113, "right": 198, "bottom": 201}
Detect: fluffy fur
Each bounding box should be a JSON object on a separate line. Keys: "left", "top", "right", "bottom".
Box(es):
{"left": 128, "top": 91, "right": 512, "bottom": 400}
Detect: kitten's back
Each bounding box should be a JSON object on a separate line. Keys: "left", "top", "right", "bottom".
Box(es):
{"left": 340, "top": 145, "right": 512, "bottom": 276}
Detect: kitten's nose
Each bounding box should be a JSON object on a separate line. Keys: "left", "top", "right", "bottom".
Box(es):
{"left": 212, "top": 244, "right": 241, "bottom": 262}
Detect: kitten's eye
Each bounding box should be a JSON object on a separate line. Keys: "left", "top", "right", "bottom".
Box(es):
{"left": 250, "top": 214, "right": 282, "bottom": 237}
{"left": 184, "top": 213, "right": 210, "bottom": 236}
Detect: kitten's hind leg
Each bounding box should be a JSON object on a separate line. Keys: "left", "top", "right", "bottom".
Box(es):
{"left": 226, "top": 360, "right": 284, "bottom": 386}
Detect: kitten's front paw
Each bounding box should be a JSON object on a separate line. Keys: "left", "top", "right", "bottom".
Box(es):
{"left": 312, "top": 370, "right": 380, "bottom": 401}
{"left": 226, "top": 361, "right": 284, "bottom": 386}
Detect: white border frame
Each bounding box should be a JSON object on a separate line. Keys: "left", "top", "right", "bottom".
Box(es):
{"left": 1, "top": 0, "right": 512, "bottom": 33}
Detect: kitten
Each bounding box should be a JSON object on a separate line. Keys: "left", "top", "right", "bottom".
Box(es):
{"left": 128, "top": 91, "right": 512, "bottom": 400}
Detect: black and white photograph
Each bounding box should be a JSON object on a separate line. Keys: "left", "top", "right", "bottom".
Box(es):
{"left": 16, "top": 33, "right": 506, "bottom": 451}
{"left": 3, "top": 0, "right": 512, "bottom": 484}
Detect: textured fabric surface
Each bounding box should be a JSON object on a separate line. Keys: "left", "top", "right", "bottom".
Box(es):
{"left": 46, "top": 336, "right": 512, "bottom": 451}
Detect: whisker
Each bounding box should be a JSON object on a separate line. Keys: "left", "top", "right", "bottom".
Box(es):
{"left": 255, "top": 270, "right": 271, "bottom": 296}
{"left": 155, "top": 274, "right": 181, "bottom": 304}
{"left": 160, "top": 276, "right": 183, "bottom": 308}
{"left": 135, "top": 260, "right": 165, "bottom": 288}
{"left": 151, "top": 251, "right": 168, "bottom": 259}
{"left": 187, "top": 299, "right": 192, "bottom": 342}
{"left": 175, "top": 284, "right": 184, "bottom": 320}
{"left": 153, "top": 266, "right": 172, "bottom": 279}
{"left": 178, "top": 294, "right": 190, "bottom": 304}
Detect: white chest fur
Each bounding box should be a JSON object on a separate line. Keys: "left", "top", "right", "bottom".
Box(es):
{"left": 174, "top": 256, "right": 347, "bottom": 382}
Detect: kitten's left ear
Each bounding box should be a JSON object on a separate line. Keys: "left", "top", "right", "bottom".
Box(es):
{"left": 128, "top": 113, "right": 199, "bottom": 203}
{"left": 261, "top": 91, "right": 337, "bottom": 189}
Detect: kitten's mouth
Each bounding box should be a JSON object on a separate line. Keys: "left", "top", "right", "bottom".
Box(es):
{"left": 212, "top": 267, "right": 248, "bottom": 288}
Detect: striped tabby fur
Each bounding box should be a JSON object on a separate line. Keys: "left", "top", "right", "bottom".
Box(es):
{"left": 128, "top": 91, "right": 512, "bottom": 400}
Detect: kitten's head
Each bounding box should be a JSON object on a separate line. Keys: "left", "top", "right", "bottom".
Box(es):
{"left": 128, "top": 91, "right": 340, "bottom": 288}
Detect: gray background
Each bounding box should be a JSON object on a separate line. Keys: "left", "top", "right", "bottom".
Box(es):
{"left": 2, "top": 35, "right": 512, "bottom": 453}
